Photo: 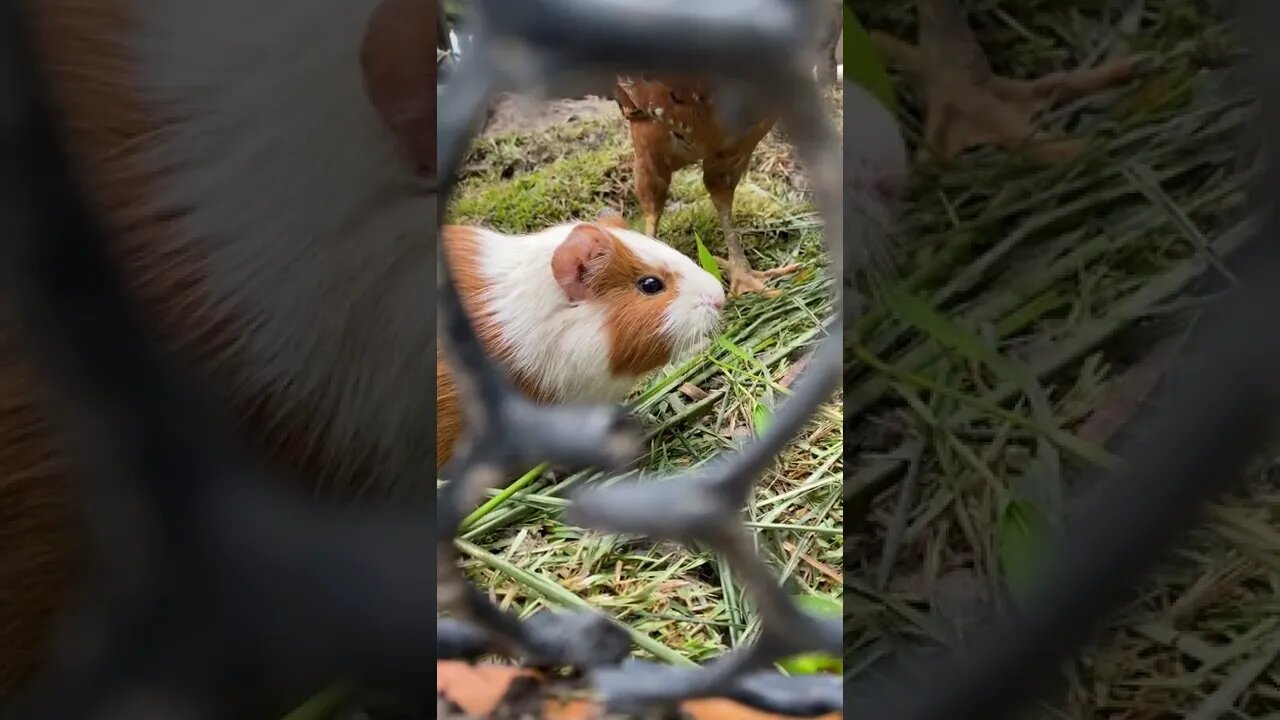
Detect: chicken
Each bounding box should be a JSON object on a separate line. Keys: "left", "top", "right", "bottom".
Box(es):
{"left": 870, "top": 0, "right": 1143, "bottom": 164}
{"left": 613, "top": 75, "right": 801, "bottom": 297}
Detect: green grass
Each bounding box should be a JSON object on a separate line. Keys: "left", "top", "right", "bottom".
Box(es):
{"left": 444, "top": 90, "right": 847, "bottom": 665}
{"left": 845, "top": 1, "right": 1278, "bottom": 718}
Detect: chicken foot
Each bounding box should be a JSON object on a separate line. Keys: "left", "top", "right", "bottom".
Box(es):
{"left": 709, "top": 201, "right": 798, "bottom": 298}
{"left": 871, "top": 0, "right": 1143, "bottom": 164}
{"left": 705, "top": 167, "right": 799, "bottom": 298}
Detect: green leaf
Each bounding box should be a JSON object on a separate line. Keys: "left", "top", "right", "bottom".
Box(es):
{"left": 881, "top": 287, "right": 998, "bottom": 370}
{"left": 752, "top": 393, "right": 773, "bottom": 437}
{"left": 795, "top": 593, "right": 842, "bottom": 617}
{"left": 777, "top": 594, "right": 843, "bottom": 675}
{"left": 279, "top": 682, "right": 355, "bottom": 720}
{"left": 996, "top": 498, "right": 1058, "bottom": 605}
{"left": 779, "top": 651, "right": 843, "bottom": 675}
{"left": 716, "top": 335, "right": 761, "bottom": 369}
{"left": 843, "top": 4, "right": 898, "bottom": 115}
{"left": 694, "top": 233, "right": 722, "bottom": 283}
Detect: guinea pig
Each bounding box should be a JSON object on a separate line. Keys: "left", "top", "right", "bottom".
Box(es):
{"left": 436, "top": 212, "right": 727, "bottom": 467}
{"left": 2, "top": 0, "right": 437, "bottom": 699}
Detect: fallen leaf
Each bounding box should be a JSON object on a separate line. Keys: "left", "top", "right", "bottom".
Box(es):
{"left": 437, "top": 661, "right": 542, "bottom": 716}
{"left": 680, "top": 382, "right": 709, "bottom": 400}
{"left": 683, "top": 698, "right": 841, "bottom": 720}
{"left": 783, "top": 541, "right": 842, "bottom": 584}
{"left": 778, "top": 354, "right": 811, "bottom": 389}
{"left": 543, "top": 698, "right": 599, "bottom": 720}
{"left": 1076, "top": 334, "right": 1186, "bottom": 445}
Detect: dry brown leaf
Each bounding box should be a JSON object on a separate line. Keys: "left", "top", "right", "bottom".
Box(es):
{"left": 682, "top": 698, "right": 841, "bottom": 720}
{"left": 783, "top": 540, "right": 842, "bottom": 584}
{"left": 680, "top": 382, "right": 709, "bottom": 400}
{"left": 778, "top": 353, "right": 812, "bottom": 389}
{"left": 1076, "top": 334, "right": 1186, "bottom": 446}
{"left": 437, "top": 661, "right": 542, "bottom": 716}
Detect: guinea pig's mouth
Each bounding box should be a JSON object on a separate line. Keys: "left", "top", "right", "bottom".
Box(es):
{"left": 667, "top": 308, "right": 724, "bottom": 364}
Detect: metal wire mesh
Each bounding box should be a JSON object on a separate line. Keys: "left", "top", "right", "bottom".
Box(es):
{"left": 1, "top": 0, "right": 1277, "bottom": 718}
{"left": 2, "top": 0, "right": 847, "bottom": 717}
{"left": 435, "top": 0, "right": 846, "bottom": 715}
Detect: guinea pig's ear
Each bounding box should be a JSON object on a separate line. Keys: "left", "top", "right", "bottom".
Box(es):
{"left": 361, "top": 0, "right": 434, "bottom": 175}
{"left": 552, "top": 224, "right": 614, "bottom": 302}
{"left": 594, "top": 208, "right": 628, "bottom": 230}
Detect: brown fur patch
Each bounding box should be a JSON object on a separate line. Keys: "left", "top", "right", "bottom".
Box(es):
{"left": 361, "top": 0, "right": 435, "bottom": 178}
{"left": 568, "top": 226, "right": 677, "bottom": 378}
{"left": 436, "top": 226, "right": 499, "bottom": 468}
{"left": 434, "top": 226, "right": 548, "bottom": 468}
{"left": 0, "top": 323, "right": 76, "bottom": 696}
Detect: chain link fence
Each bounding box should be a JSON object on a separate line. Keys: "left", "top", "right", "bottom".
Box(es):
{"left": 435, "top": 1, "right": 846, "bottom": 716}
{"left": 0, "top": 0, "right": 1277, "bottom": 718}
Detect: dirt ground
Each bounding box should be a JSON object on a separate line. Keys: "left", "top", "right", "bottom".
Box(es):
{"left": 480, "top": 93, "right": 619, "bottom": 137}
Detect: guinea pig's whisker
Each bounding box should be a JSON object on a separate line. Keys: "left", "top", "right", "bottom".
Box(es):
{"left": 669, "top": 319, "right": 720, "bottom": 364}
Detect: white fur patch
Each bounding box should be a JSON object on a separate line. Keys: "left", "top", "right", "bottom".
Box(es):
{"left": 845, "top": 81, "right": 909, "bottom": 203}
{"left": 128, "top": 0, "right": 436, "bottom": 480}
{"left": 844, "top": 80, "right": 909, "bottom": 272}
{"left": 474, "top": 224, "right": 723, "bottom": 403}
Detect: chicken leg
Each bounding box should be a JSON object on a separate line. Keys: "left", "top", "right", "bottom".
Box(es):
{"left": 871, "top": 0, "right": 1143, "bottom": 164}
{"left": 628, "top": 119, "right": 675, "bottom": 237}
{"left": 704, "top": 156, "right": 800, "bottom": 298}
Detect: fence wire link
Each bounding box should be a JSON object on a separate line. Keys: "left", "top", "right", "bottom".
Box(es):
{"left": 436, "top": 0, "right": 846, "bottom": 715}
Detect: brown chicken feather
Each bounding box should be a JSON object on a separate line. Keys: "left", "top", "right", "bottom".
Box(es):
{"left": 613, "top": 74, "right": 800, "bottom": 297}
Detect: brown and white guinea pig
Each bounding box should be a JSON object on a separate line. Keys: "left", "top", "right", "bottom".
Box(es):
{"left": 1, "top": 0, "right": 440, "bottom": 699}
{"left": 436, "top": 212, "right": 726, "bottom": 467}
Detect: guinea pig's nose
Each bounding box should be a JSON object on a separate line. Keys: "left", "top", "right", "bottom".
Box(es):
{"left": 710, "top": 296, "right": 724, "bottom": 311}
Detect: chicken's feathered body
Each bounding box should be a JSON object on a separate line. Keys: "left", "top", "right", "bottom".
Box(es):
{"left": 613, "top": 75, "right": 799, "bottom": 296}
{"left": 614, "top": 75, "right": 774, "bottom": 168}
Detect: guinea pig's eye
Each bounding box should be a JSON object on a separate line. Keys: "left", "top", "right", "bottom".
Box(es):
{"left": 637, "top": 276, "right": 665, "bottom": 295}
